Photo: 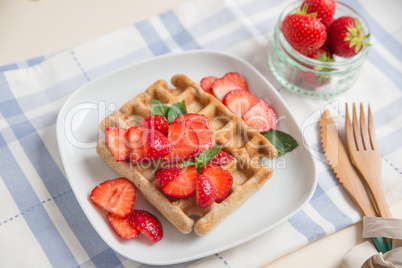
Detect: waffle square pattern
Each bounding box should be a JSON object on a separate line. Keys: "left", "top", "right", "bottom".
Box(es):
{"left": 96, "top": 74, "right": 277, "bottom": 235}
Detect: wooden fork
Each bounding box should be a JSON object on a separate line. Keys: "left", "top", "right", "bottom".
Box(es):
{"left": 345, "top": 103, "right": 392, "bottom": 249}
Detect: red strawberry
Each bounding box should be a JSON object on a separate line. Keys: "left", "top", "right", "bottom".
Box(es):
{"left": 209, "top": 151, "right": 234, "bottom": 166}
{"left": 301, "top": 0, "right": 335, "bottom": 28}
{"left": 201, "top": 164, "right": 233, "bottom": 202}
{"left": 308, "top": 44, "right": 333, "bottom": 59}
{"left": 223, "top": 72, "right": 249, "bottom": 91}
{"left": 140, "top": 115, "right": 169, "bottom": 136}
{"left": 242, "top": 100, "right": 278, "bottom": 132}
{"left": 105, "top": 127, "right": 130, "bottom": 162}
{"left": 174, "top": 113, "right": 211, "bottom": 129}
{"left": 211, "top": 78, "right": 243, "bottom": 101}
{"left": 196, "top": 175, "right": 217, "bottom": 209}
{"left": 146, "top": 129, "right": 172, "bottom": 160}
{"left": 200, "top": 76, "right": 218, "bottom": 94}
{"left": 129, "top": 210, "right": 163, "bottom": 242}
{"left": 165, "top": 122, "right": 199, "bottom": 163}
{"left": 161, "top": 166, "right": 198, "bottom": 198}
{"left": 300, "top": 46, "right": 334, "bottom": 87}
{"left": 126, "top": 126, "right": 148, "bottom": 163}
{"left": 185, "top": 120, "right": 212, "bottom": 156}
{"left": 90, "top": 177, "right": 136, "bottom": 218}
{"left": 155, "top": 166, "right": 181, "bottom": 188}
{"left": 223, "top": 89, "right": 258, "bottom": 117}
{"left": 281, "top": 4, "right": 327, "bottom": 56}
{"left": 107, "top": 213, "right": 140, "bottom": 239}
{"left": 326, "top": 16, "right": 370, "bottom": 58}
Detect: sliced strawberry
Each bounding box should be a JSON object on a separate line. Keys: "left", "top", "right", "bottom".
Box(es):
{"left": 161, "top": 166, "right": 197, "bottom": 198}
{"left": 209, "top": 151, "right": 234, "bottom": 166}
{"left": 223, "top": 72, "right": 249, "bottom": 91}
{"left": 129, "top": 209, "right": 163, "bottom": 242}
{"left": 105, "top": 127, "right": 130, "bottom": 162}
{"left": 201, "top": 164, "right": 233, "bottom": 202}
{"left": 126, "top": 126, "right": 148, "bottom": 164}
{"left": 185, "top": 120, "right": 212, "bottom": 156}
{"left": 140, "top": 115, "right": 169, "bottom": 136}
{"left": 107, "top": 213, "right": 140, "bottom": 239}
{"left": 155, "top": 166, "right": 182, "bottom": 188}
{"left": 196, "top": 175, "right": 217, "bottom": 209}
{"left": 223, "top": 89, "right": 258, "bottom": 117}
{"left": 242, "top": 99, "right": 278, "bottom": 132}
{"left": 165, "top": 122, "right": 199, "bottom": 163}
{"left": 174, "top": 113, "right": 211, "bottom": 129}
{"left": 90, "top": 177, "right": 136, "bottom": 218}
{"left": 200, "top": 76, "right": 218, "bottom": 94}
{"left": 211, "top": 78, "right": 242, "bottom": 101}
{"left": 146, "top": 129, "right": 173, "bottom": 160}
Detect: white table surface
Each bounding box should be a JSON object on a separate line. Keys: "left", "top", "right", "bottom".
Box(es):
{"left": 2, "top": 0, "right": 401, "bottom": 267}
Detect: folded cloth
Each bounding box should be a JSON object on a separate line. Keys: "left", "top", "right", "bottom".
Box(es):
{"left": 342, "top": 217, "right": 402, "bottom": 268}
{"left": 1, "top": 0, "right": 402, "bottom": 267}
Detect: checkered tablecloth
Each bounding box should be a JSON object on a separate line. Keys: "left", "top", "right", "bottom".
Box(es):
{"left": 1, "top": 0, "right": 401, "bottom": 267}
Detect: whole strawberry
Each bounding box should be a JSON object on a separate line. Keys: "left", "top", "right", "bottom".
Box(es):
{"left": 308, "top": 45, "right": 333, "bottom": 60}
{"left": 326, "top": 16, "right": 370, "bottom": 58}
{"left": 281, "top": 4, "right": 327, "bottom": 56}
{"left": 301, "top": 0, "right": 335, "bottom": 28}
{"left": 300, "top": 46, "right": 334, "bottom": 87}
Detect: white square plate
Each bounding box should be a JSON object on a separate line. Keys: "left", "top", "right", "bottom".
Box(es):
{"left": 56, "top": 50, "right": 317, "bottom": 265}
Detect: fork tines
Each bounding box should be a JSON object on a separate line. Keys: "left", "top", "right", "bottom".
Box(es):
{"left": 345, "top": 103, "right": 378, "bottom": 152}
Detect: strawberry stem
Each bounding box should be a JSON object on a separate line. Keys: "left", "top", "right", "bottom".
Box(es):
{"left": 297, "top": 3, "right": 317, "bottom": 17}
{"left": 301, "top": 3, "right": 308, "bottom": 14}
{"left": 343, "top": 18, "right": 371, "bottom": 53}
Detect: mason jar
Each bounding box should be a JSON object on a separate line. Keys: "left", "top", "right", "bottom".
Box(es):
{"left": 268, "top": 1, "right": 370, "bottom": 98}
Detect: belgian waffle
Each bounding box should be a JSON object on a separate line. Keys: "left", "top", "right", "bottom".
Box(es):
{"left": 96, "top": 74, "right": 278, "bottom": 235}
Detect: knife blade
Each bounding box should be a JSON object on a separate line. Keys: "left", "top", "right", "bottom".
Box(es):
{"left": 320, "top": 110, "right": 377, "bottom": 217}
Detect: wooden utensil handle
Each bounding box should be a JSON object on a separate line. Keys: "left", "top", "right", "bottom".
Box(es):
{"left": 365, "top": 173, "right": 393, "bottom": 218}
{"left": 372, "top": 186, "right": 393, "bottom": 218}
{"left": 364, "top": 172, "right": 393, "bottom": 249}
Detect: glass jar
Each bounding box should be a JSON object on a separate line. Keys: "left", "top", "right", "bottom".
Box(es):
{"left": 268, "top": 1, "right": 370, "bottom": 98}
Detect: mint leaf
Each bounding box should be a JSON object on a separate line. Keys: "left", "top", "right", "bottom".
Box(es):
{"left": 184, "top": 146, "right": 223, "bottom": 172}
{"left": 261, "top": 130, "right": 298, "bottom": 157}
{"left": 150, "top": 100, "right": 170, "bottom": 118}
{"left": 167, "top": 100, "right": 187, "bottom": 123}
{"left": 183, "top": 161, "right": 196, "bottom": 167}
{"left": 150, "top": 99, "right": 188, "bottom": 122}
{"left": 197, "top": 145, "right": 222, "bottom": 167}
{"left": 191, "top": 146, "right": 222, "bottom": 171}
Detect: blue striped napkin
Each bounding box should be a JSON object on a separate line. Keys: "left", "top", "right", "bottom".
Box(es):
{"left": 1, "top": 0, "right": 401, "bottom": 267}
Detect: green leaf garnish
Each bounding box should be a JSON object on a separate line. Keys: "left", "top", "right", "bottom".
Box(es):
{"left": 167, "top": 100, "right": 187, "bottom": 123}
{"left": 150, "top": 99, "right": 170, "bottom": 118}
{"left": 183, "top": 161, "right": 196, "bottom": 167}
{"left": 186, "top": 146, "right": 222, "bottom": 172}
{"left": 261, "top": 130, "right": 298, "bottom": 157}
{"left": 150, "top": 99, "right": 188, "bottom": 123}
{"left": 197, "top": 146, "right": 222, "bottom": 168}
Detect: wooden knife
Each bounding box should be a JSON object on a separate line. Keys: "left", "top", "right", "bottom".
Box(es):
{"left": 320, "top": 110, "right": 392, "bottom": 253}
{"left": 319, "top": 110, "right": 377, "bottom": 217}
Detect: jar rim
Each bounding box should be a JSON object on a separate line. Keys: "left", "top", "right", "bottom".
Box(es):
{"left": 276, "top": 0, "right": 371, "bottom": 71}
